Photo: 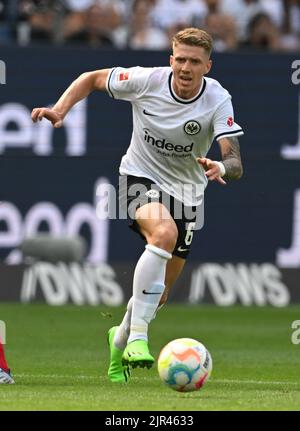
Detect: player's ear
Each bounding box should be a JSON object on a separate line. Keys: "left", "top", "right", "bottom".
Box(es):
{"left": 205, "top": 59, "right": 212, "bottom": 75}
{"left": 170, "top": 55, "right": 174, "bottom": 67}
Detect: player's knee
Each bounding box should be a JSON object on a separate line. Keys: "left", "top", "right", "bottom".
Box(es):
{"left": 150, "top": 223, "right": 178, "bottom": 252}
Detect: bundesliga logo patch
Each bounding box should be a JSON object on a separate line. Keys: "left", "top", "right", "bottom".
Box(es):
{"left": 118, "top": 72, "right": 129, "bottom": 81}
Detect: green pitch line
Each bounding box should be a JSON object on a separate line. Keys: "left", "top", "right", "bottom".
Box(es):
{"left": 0, "top": 304, "right": 299, "bottom": 411}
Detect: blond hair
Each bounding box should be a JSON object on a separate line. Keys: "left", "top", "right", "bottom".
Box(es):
{"left": 172, "top": 28, "right": 213, "bottom": 57}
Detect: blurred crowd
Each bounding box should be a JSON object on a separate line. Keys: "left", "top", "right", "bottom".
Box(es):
{"left": 0, "top": 0, "right": 299, "bottom": 51}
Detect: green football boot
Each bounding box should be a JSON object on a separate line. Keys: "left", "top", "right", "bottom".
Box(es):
{"left": 107, "top": 326, "right": 130, "bottom": 383}
{"left": 122, "top": 339, "right": 155, "bottom": 369}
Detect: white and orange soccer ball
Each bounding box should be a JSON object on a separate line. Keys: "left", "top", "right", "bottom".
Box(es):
{"left": 157, "top": 338, "right": 212, "bottom": 392}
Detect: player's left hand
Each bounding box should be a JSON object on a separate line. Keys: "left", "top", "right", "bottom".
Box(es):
{"left": 197, "top": 157, "right": 227, "bottom": 185}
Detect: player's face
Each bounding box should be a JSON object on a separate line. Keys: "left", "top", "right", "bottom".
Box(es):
{"left": 170, "top": 44, "right": 212, "bottom": 99}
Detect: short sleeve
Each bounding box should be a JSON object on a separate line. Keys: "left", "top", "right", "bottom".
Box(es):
{"left": 213, "top": 97, "right": 244, "bottom": 141}
{"left": 106, "top": 66, "right": 152, "bottom": 102}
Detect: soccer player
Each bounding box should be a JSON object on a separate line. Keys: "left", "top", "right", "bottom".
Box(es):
{"left": 0, "top": 341, "right": 14, "bottom": 384}
{"left": 31, "top": 28, "right": 243, "bottom": 383}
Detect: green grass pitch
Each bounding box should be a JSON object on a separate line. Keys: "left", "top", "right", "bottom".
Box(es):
{"left": 0, "top": 303, "right": 299, "bottom": 411}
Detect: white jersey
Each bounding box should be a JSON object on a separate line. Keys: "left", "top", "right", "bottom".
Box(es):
{"left": 106, "top": 66, "right": 243, "bottom": 206}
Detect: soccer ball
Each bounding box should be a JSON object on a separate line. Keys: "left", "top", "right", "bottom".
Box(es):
{"left": 157, "top": 338, "right": 212, "bottom": 392}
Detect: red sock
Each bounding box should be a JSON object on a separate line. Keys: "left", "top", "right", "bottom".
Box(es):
{"left": 0, "top": 342, "right": 9, "bottom": 372}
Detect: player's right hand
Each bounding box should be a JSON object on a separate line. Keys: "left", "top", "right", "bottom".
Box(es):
{"left": 31, "top": 108, "right": 63, "bottom": 128}
{"left": 197, "top": 157, "right": 227, "bottom": 185}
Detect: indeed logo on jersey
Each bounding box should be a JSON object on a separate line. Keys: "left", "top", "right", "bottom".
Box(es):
{"left": 143, "top": 129, "right": 193, "bottom": 154}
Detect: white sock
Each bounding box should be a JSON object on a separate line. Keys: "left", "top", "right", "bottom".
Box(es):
{"left": 113, "top": 297, "right": 133, "bottom": 350}
{"left": 128, "top": 244, "right": 172, "bottom": 344}
{"left": 114, "top": 299, "right": 165, "bottom": 349}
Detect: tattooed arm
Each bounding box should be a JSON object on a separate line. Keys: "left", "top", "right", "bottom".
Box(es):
{"left": 218, "top": 136, "right": 243, "bottom": 181}
{"left": 197, "top": 136, "right": 243, "bottom": 185}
